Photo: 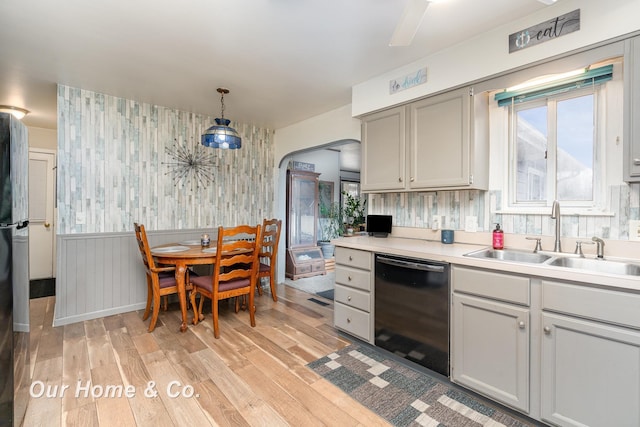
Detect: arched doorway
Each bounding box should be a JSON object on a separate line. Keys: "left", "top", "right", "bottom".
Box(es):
{"left": 275, "top": 139, "right": 360, "bottom": 292}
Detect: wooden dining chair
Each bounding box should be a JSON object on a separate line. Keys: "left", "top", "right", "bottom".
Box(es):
{"left": 134, "top": 222, "right": 181, "bottom": 332}
{"left": 189, "top": 224, "right": 262, "bottom": 338}
{"left": 256, "top": 218, "right": 282, "bottom": 302}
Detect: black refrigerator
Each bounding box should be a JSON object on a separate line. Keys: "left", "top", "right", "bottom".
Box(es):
{"left": 0, "top": 112, "right": 30, "bottom": 425}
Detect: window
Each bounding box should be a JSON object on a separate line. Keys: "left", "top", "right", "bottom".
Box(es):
{"left": 512, "top": 90, "right": 596, "bottom": 206}
{"left": 495, "top": 64, "right": 613, "bottom": 210}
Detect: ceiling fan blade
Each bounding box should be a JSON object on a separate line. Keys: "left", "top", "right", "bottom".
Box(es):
{"left": 389, "top": 0, "right": 431, "bottom": 47}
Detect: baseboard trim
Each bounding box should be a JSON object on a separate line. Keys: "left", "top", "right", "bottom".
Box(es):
{"left": 52, "top": 302, "right": 147, "bottom": 327}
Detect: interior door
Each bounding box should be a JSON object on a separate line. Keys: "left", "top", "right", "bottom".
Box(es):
{"left": 28, "top": 149, "right": 56, "bottom": 279}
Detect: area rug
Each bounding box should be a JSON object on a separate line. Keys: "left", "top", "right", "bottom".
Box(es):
{"left": 307, "top": 344, "right": 536, "bottom": 427}
{"left": 316, "top": 288, "right": 334, "bottom": 300}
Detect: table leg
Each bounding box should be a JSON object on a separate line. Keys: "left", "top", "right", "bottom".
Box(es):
{"left": 176, "top": 263, "right": 188, "bottom": 332}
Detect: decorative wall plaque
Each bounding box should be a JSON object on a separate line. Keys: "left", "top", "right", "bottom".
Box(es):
{"left": 290, "top": 161, "right": 315, "bottom": 172}
{"left": 390, "top": 67, "right": 428, "bottom": 94}
{"left": 509, "top": 9, "right": 580, "bottom": 53}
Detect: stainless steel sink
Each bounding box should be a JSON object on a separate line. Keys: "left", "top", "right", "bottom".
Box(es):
{"left": 464, "top": 248, "right": 552, "bottom": 264}
{"left": 546, "top": 257, "right": 640, "bottom": 276}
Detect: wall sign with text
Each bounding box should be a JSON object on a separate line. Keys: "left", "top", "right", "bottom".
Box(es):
{"left": 509, "top": 9, "right": 580, "bottom": 53}
{"left": 389, "top": 67, "right": 428, "bottom": 94}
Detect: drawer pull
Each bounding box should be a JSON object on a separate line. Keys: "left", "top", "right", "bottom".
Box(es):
{"left": 518, "top": 321, "right": 525, "bottom": 329}
{"left": 347, "top": 295, "right": 352, "bottom": 301}
{"left": 544, "top": 326, "right": 551, "bottom": 335}
{"left": 634, "top": 158, "right": 640, "bottom": 165}
{"left": 348, "top": 275, "right": 352, "bottom": 281}
{"left": 349, "top": 255, "right": 353, "bottom": 261}
{"left": 347, "top": 317, "right": 351, "bottom": 323}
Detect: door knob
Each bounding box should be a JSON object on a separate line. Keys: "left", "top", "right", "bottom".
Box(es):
{"left": 44, "top": 222, "right": 51, "bottom": 228}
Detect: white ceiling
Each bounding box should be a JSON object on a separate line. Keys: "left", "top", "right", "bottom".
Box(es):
{"left": 0, "top": 0, "right": 550, "bottom": 131}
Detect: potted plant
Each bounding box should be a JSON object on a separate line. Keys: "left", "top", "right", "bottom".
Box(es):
{"left": 342, "top": 191, "right": 367, "bottom": 232}
{"left": 318, "top": 201, "right": 342, "bottom": 258}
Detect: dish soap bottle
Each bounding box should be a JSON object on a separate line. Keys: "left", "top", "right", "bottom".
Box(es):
{"left": 492, "top": 223, "right": 504, "bottom": 250}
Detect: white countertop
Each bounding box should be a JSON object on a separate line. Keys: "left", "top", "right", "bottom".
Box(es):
{"left": 333, "top": 235, "right": 640, "bottom": 293}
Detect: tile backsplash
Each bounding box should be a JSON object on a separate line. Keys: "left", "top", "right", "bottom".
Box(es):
{"left": 368, "top": 185, "right": 640, "bottom": 240}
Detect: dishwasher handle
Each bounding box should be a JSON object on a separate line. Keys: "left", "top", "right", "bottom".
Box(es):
{"left": 377, "top": 256, "right": 445, "bottom": 273}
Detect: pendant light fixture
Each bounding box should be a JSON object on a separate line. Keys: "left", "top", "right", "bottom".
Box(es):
{"left": 201, "top": 88, "right": 241, "bottom": 149}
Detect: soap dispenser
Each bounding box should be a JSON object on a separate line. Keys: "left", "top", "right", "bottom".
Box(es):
{"left": 493, "top": 223, "right": 504, "bottom": 250}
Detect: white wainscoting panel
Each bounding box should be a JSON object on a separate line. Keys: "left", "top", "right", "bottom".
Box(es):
{"left": 54, "top": 228, "right": 215, "bottom": 326}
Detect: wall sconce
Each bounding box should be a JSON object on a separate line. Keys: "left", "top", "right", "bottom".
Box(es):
{"left": 0, "top": 105, "right": 30, "bottom": 120}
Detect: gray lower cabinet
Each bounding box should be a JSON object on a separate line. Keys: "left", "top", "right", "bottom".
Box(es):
{"left": 451, "top": 266, "right": 530, "bottom": 413}
{"left": 452, "top": 294, "right": 530, "bottom": 413}
{"left": 453, "top": 266, "right": 640, "bottom": 426}
{"left": 540, "top": 280, "right": 640, "bottom": 427}
{"left": 333, "top": 247, "right": 374, "bottom": 343}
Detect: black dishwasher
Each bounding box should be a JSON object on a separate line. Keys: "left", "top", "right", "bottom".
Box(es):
{"left": 374, "top": 254, "right": 450, "bottom": 376}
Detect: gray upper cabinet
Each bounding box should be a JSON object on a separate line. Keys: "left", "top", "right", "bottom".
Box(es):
{"left": 624, "top": 36, "right": 640, "bottom": 181}
{"left": 361, "top": 87, "right": 489, "bottom": 192}
{"left": 361, "top": 106, "right": 406, "bottom": 191}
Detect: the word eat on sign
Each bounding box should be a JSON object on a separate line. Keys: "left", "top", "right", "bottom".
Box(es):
{"left": 509, "top": 9, "right": 580, "bottom": 53}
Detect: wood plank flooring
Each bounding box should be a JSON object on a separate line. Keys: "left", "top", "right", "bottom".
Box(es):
{"left": 23, "top": 284, "right": 390, "bottom": 426}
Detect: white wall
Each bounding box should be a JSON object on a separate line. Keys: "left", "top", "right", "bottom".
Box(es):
{"left": 352, "top": 0, "right": 640, "bottom": 117}
{"left": 274, "top": 104, "right": 360, "bottom": 166}
{"left": 28, "top": 126, "right": 56, "bottom": 150}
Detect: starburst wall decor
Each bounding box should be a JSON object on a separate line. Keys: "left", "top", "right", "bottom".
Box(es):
{"left": 163, "top": 138, "right": 216, "bottom": 191}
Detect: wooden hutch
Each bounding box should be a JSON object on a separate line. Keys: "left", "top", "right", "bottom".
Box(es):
{"left": 285, "top": 168, "right": 326, "bottom": 280}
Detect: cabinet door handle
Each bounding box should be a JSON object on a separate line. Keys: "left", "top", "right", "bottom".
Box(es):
{"left": 544, "top": 326, "right": 551, "bottom": 334}
{"left": 398, "top": 177, "right": 403, "bottom": 182}
{"left": 634, "top": 158, "right": 640, "bottom": 165}
{"left": 518, "top": 321, "right": 525, "bottom": 329}
{"left": 410, "top": 177, "right": 415, "bottom": 182}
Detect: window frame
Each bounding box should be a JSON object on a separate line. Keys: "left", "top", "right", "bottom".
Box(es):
{"left": 504, "top": 84, "right": 607, "bottom": 213}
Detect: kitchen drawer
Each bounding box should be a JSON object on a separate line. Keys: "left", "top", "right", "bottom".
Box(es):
{"left": 335, "top": 247, "right": 372, "bottom": 271}
{"left": 452, "top": 266, "right": 530, "bottom": 306}
{"left": 335, "top": 266, "right": 371, "bottom": 292}
{"left": 335, "top": 284, "right": 370, "bottom": 312}
{"left": 334, "top": 302, "right": 371, "bottom": 342}
{"left": 542, "top": 280, "right": 640, "bottom": 329}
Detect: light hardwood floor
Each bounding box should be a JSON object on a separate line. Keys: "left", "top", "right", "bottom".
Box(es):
{"left": 23, "top": 284, "right": 389, "bottom": 426}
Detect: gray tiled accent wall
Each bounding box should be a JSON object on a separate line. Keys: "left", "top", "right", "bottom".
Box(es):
{"left": 368, "top": 185, "right": 640, "bottom": 240}
{"left": 57, "top": 85, "right": 275, "bottom": 234}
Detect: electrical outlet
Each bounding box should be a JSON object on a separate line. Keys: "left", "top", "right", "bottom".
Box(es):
{"left": 629, "top": 220, "right": 640, "bottom": 241}
{"left": 465, "top": 216, "right": 478, "bottom": 232}
{"left": 76, "top": 212, "right": 86, "bottom": 225}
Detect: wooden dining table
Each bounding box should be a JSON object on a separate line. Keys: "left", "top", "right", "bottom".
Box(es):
{"left": 150, "top": 241, "right": 219, "bottom": 332}
{"left": 150, "top": 240, "right": 253, "bottom": 332}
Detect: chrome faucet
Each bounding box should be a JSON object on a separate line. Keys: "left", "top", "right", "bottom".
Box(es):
{"left": 592, "top": 236, "right": 605, "bottom": 259}
{"left": 551, "top": 200, "right": 562, "bottom": 252}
